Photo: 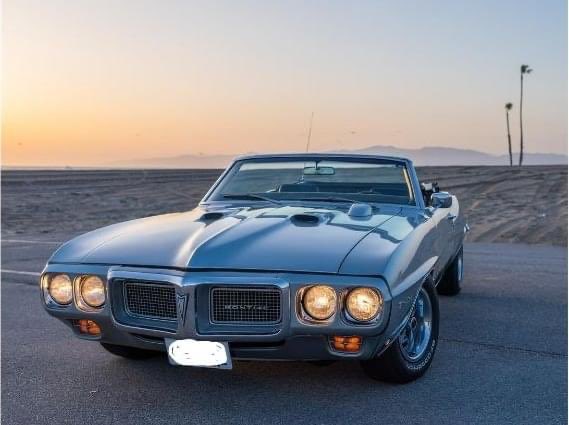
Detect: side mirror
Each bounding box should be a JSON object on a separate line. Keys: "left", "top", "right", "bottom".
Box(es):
{"left": 431, "top": 192, "right": 453, "bottom": 208}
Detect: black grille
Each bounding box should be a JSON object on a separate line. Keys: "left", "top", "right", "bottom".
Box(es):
{"left": 211, "top": 287, "right": 281, "bottom": 324}
{"left": 124, "top": 282, "right": 177, "bottom": 320}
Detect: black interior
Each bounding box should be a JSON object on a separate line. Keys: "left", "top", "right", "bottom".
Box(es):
{"left": 278, "top": 181, "right": 410, "bottom": 198}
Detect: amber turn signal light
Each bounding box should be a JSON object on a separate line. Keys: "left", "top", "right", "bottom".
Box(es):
{"left": 77, "top": 319, "right": 101, "bottom": 336}
{"left": 332, "top": 335, "right": 362, "bottom": 352}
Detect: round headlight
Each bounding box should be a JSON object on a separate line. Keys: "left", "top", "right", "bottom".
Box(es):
{"left": 48, "top": 274, "right": 73, "bottom": 305}
{"left": 80, "top": 275, "right": 106, "bottom": 308}
{"left": 302, "top": 285, "right": 337, "bottom": 320}
{"left": 346, "top": 287, "right": 383, "bottom": 322}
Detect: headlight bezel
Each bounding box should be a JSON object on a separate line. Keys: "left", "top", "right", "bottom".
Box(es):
{"left": 44, "top": 273, "right": 73, "bottom": 305}
{"left": 297, "top": 284, "right": 384, "bottom": 325}
{"left": 300, "top": 284, "right": 338, "bottom": 322}
{"left": 42, "top": 272, "right": 108, "bottom": 311}
{"left": 79, "top": 275, "right": 106, "bottom": 308}
{"left": 344, "top": 287, "right": 383, "bottom": 323}
{"left": 75, "top": 275, "right": 106, "bottom": 311}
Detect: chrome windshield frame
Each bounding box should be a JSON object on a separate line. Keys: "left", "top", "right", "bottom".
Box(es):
{"left": 200, "top": 154, "right": 424, "bottom": 209}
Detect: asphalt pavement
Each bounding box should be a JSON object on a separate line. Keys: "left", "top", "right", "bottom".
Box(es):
{"left": 1, "top": 240, "right": 567, "bottom": 424}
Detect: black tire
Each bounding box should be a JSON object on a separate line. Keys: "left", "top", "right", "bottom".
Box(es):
{"left": 361, "top": 279, "right": 439, "bottom": 383}
{"left": 437, "top": 246, "right": 464, "bottom": 296}
{"left": 100, "top": 343, "right": 158, "bottom": 360}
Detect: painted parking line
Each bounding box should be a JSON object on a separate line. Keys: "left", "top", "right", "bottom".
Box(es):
{"left": 1, "top": 269, "right": 42, "bottom": 276}
{"left": 1, "top": 239, "right": 62, "bottom": 245}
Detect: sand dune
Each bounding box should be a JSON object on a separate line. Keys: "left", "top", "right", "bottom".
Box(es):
{"left": 417, "top": 166, "right": 567, "bottom": 246}
{"left": 1, "top": 165, "right": 566, "bottom": 245}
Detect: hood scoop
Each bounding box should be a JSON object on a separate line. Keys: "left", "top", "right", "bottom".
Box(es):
{"left": 348, "top": 203, "right": 373, "bottom": 219}
{"left": 290, "top": 213, "right": 320, "bottom": 226}
{"left": 199, "top": 211, "right": 226, "bottom": 222}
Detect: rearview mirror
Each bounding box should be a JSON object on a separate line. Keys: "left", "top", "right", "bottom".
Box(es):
{"left": 303, "top": 166, "right": 335, "bottom": 176}
{"left": 431, "top": 192, "right": 453, "bottom": 208}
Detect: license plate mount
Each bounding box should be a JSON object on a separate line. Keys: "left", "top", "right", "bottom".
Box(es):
{"left": 165, "top": 338, "right": 232, "bottom": 369}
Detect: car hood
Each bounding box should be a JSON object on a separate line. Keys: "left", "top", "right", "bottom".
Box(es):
{"left": 50, "top": 205, "right": 406, "bottom": 274}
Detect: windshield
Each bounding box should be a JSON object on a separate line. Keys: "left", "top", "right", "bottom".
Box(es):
{"left": 207, "top": 158, "right": 415, "bottom": 206}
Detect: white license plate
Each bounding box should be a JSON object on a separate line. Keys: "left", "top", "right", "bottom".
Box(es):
{"left": 165, "top": 338, "right": 232, "bottom": 369}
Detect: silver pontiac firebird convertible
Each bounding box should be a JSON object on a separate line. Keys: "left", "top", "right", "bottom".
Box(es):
{"left": 41, "top": 153, "right": 467, "bottom": 383}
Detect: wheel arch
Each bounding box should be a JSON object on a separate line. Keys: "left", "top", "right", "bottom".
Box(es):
{"left": 374, "top": 262, "right": 436, "bottom": 358}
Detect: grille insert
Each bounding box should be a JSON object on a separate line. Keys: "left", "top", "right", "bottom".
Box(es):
{"left": 124, "top": 282, "right": 177, "bottom": 320}
{"left": 211, "top": 287, "right": 281, "bottom": 324}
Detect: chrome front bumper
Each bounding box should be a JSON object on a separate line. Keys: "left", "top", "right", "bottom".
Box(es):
{"left": 41, "top": 264, "right": 395, "bottom": 360}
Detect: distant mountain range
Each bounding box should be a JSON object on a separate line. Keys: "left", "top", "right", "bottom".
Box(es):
{"left": 111, "top": 145, "right": 567, "bottom": 168}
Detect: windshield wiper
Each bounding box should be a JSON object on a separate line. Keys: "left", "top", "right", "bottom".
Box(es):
{"left": 294, "top": 196, "right": 365, "bottom": 205}
{"left": 222, "top": 193, "right": 282, "bottom": 205}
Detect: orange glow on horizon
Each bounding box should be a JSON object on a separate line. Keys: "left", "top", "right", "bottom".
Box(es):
{"left": 2, "top": 1, "right": 567, "bottom": 167}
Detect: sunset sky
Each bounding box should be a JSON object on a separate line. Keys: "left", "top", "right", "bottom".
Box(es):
{"left": 2, "top": 0, "right": 567, "bottom": 166}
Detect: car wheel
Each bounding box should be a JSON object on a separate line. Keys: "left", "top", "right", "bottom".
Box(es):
{"left": 437, "top": 246, "right": 464, "bottom": 296}
{"left": 361, "top": 279, "right": 439, "bottom": 383}
{"left": 100, "top": 343, "right": 159, "bottom": 360}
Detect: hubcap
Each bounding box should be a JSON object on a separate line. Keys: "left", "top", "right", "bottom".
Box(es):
{"left": 457, "top": 254, "right": 463, "bottom": 282}
{"left": 398, "top": 288, "right": 433, "bottom": 361}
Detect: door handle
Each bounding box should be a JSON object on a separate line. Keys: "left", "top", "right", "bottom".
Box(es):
{"left": 447, "top": 213, "right": 457, "bottom": 221}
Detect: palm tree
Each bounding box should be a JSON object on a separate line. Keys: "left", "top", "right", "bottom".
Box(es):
{"left": 505, "top": 103, "right": 513, "bottom": 166}
{"left": 519, "top": 64, "right": 532, "bottom": 166}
